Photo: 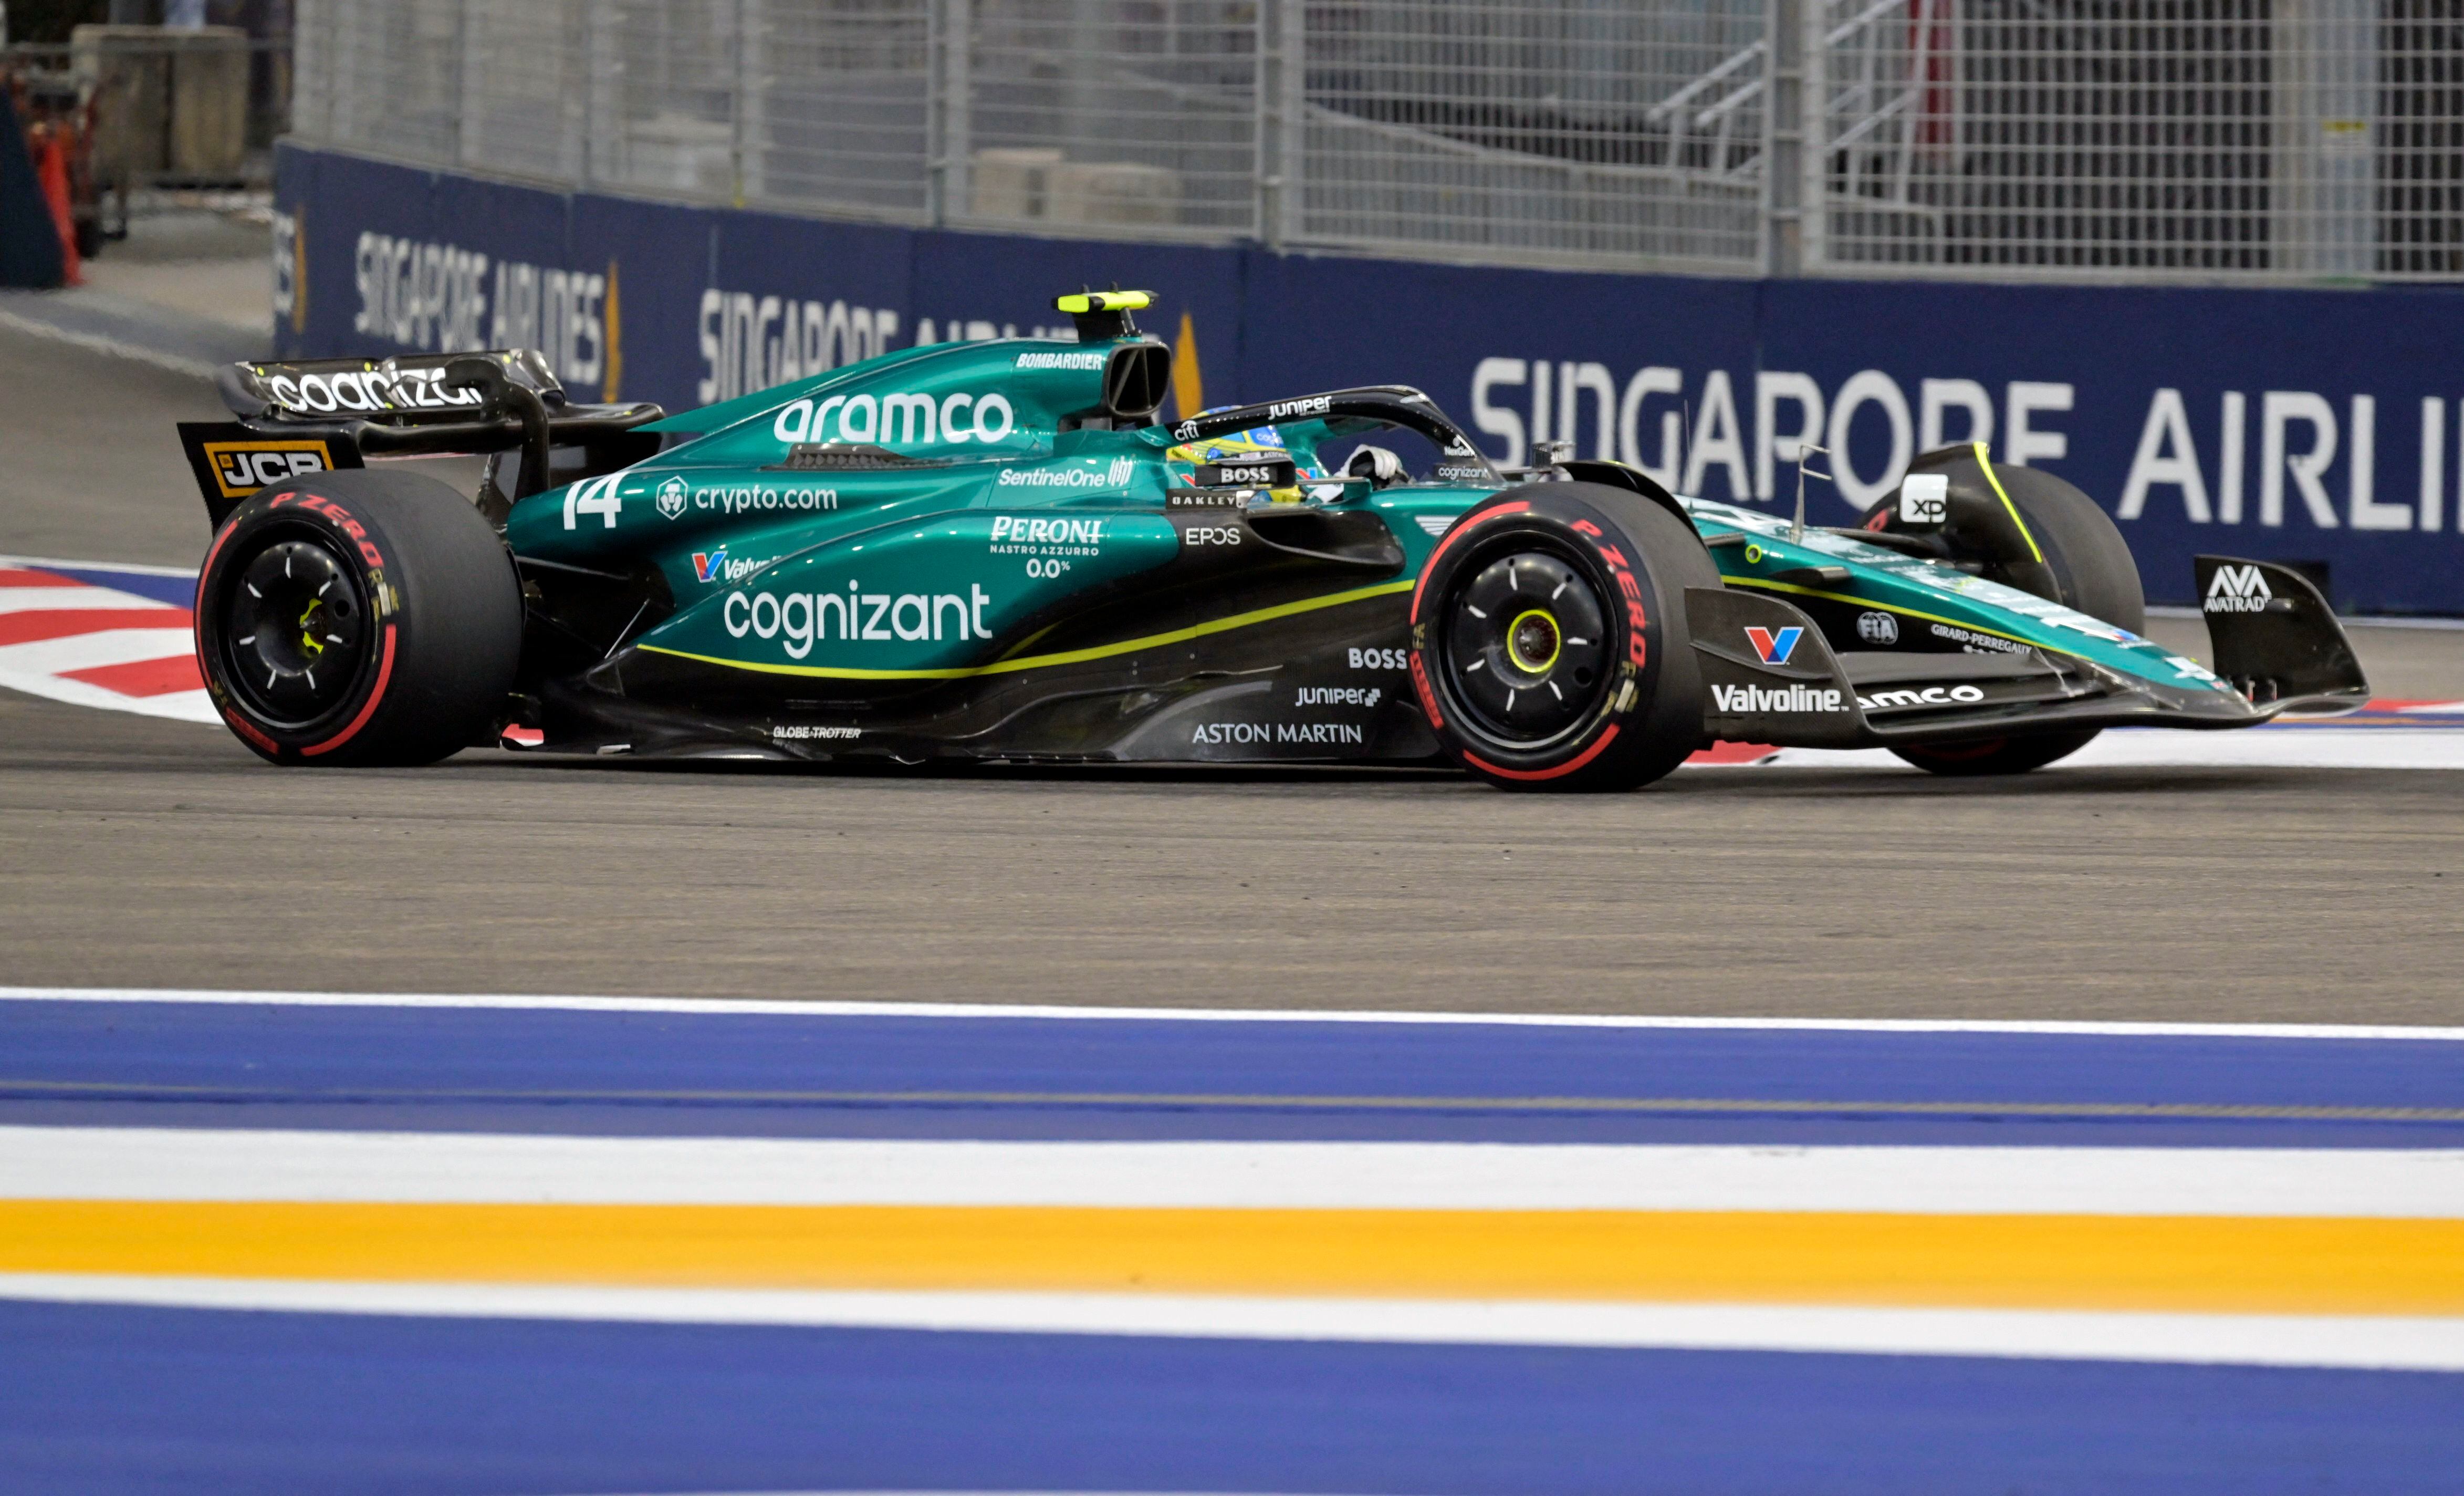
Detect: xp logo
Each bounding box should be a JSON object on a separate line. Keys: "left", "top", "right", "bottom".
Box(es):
{"left": 657, "top": 476, "right": 688, "bottom": 520}
{"left": 1745, "top": 625, "right": 1803, "bottom": 666}
{"left": 2205, "top": 563, "right": 2273, "bottom": 614}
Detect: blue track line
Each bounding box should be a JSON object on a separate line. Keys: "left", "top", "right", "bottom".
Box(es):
{"left": 5, "top": 1301, "right": 2461, "bottom": 1496}
{"left": 4, "top": 997, "right": 2460, "bottom": 1145}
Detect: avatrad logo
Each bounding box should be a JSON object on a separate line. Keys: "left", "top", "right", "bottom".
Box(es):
{"left": 2205, "top": 564, "right": 2274, "bottom": 614}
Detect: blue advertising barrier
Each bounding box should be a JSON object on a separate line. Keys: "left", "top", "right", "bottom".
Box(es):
{"left": 275, "top": 144, "right": 2464, "bottom": 614}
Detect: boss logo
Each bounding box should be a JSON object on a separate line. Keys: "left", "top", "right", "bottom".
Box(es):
{"left": 1348, "top": 647, "right": 1408, "bottom": 670}
{"left": 205, "top": 442, "right": 333, "bottom": 499}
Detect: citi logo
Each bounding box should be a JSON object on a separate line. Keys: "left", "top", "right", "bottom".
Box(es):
{"left": 1745, "top": 625, "right": 1803, "bottom": 666}
{"left": 2205, "top": 564, "right": 2274, "bottom": 613}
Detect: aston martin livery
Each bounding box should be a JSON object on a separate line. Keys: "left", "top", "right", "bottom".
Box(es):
{"left": 179, "top": 290, "right": 2368, "bottom": 790}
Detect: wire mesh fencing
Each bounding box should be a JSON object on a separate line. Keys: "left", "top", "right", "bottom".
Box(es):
{"left": 285, "top": 0, "right": 2464, "bottom": 284}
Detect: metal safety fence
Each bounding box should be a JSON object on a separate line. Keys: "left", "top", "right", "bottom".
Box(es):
{"left": 286, "top": 0, "right": 2464, "bottom": 283}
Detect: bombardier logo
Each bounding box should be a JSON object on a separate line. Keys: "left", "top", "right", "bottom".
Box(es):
{"left": 2205, "top": 564, "right": 2274, "bottom": 614}
{"left": 1711, "top": 683, "right": 1843, "bottom": 713}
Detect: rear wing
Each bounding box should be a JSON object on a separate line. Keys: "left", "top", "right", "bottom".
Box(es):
{"left": 179, "top": 350, "right": 666, "bottom": 526}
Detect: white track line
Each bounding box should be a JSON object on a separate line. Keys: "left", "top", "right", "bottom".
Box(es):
{"left": 7, "top": 983, "right": 2463, "bottom": 1039}
{"left": 4, "top": 1274, "right": 2458, "bottom": 1370}
{"left": 0, "top": 585, "right": 181, "bottom": 614}
{"left": 9, "top": 1130, "right": 2457, "bottom": 1217}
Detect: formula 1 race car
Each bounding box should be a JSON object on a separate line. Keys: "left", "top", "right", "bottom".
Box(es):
{"left": 178, "top": 289, "right": 2369, "bottom": 791}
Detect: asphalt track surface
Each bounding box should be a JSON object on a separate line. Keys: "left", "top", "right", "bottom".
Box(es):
{"left": 6, "top": 321, "right": 2464, "bottom": 1020}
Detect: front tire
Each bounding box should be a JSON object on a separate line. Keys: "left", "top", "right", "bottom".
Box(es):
{"left": 1892, "top": 461, "right": 2147, "bottom": 777}
{"left": 195, "top": 469, "right": 522, "bottom": 766}
{"left": 1411, "top": 482, "right": 1719, "bottom": 792}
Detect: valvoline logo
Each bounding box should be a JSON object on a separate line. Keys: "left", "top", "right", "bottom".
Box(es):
{"left": 1746, "top": 625, "right": 1803, "bottom": 666}
{"left": 694, "top": 548, "right": 727, "bottom": 584}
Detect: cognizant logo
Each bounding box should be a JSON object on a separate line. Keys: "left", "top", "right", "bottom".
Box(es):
{"left": 724, "top": 583, "right": 994, "bottom": 659}
{"left": 772, "top": 390, "right": 1016, "bottom": 446}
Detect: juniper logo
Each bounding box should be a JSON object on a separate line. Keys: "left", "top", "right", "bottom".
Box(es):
{"left": 2205, "top": 564, "right": 2273, "bottom": 613}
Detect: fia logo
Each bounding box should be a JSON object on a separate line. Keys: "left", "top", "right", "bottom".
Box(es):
{"left": 693, "top": 548, "right": 727, "bottom": 584}
{"left": 1856, "top": 611, "right": 1899, "bottom": 645}
{"left": 1745, "top": 625, "right": 1803, "bottom": 666}
{"left": 2204, "top": 564, "right": 2273, "bottom": 614}
{"left": 657, "top": 475, "right": 688, "bottom": 520}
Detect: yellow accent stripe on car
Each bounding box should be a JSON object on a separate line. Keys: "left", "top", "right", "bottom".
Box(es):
{"left": 1718, "top": 575, "right": 2067, "bottom": 659}
{"left": 1974, "top": 441, "right": 2046, "bottom": 564}
{"left": 638, "top": 579, "right": 1414, "bottom": 681}
{"left": 6, "top": 1201, "right": 2461, "bottom": 1315}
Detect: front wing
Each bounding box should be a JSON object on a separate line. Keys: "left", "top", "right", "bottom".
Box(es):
{"left": 1687, "top": 558, "right": 2369, "bottom": 750}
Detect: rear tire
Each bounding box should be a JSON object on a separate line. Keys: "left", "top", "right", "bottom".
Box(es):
{"left": 1893, "top": 463, "right": 2146, "bottom": 777}
{"left": 1411, "top": 482, "right": 1719, "bottom": 792}
{"left": 195, "top": 469, "right": 522, "bottom": 766}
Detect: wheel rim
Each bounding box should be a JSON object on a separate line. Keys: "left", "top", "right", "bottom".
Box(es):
{"left": 1440, "top": 546, "right": 1612, "bottom": 747}
{"left": 218, "top": 535, "right": 371, "bottom": 727}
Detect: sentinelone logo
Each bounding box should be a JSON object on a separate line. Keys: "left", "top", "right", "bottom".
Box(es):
{"left": 996, "top": 458, "right": 1139, "bottom": 489}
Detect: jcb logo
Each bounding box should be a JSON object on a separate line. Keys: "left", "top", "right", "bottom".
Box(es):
{"left": 2204, "top": 564, "right": 2273, "bottom": 614}
{"left": 207, "top": 442, "right": 332, "bottom": 499}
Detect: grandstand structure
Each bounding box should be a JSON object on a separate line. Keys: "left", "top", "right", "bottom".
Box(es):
{"left": 290, "top": 0, "right": 2464, "bottom": 283}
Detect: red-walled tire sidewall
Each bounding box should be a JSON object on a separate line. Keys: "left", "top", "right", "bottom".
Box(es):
{"left": 1408, "top": 483, "right": 1716, "bottom": 792}
{"left": 195, "top": 471, "right": 520, "bottom": 767}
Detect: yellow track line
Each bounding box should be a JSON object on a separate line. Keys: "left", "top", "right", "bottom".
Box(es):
{"left": 7, "top": 1203, "right": 2460, "bottom": 1315}
{"left": 637, "top": 579, "right": 1413, "bottom": 680}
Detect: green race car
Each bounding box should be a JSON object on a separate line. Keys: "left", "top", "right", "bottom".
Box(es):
{"left": 179, "top": 289, "right": 2367, "bottom": 791}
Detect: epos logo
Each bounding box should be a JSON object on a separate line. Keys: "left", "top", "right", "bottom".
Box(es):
{"left": 1746, "top": 625, "right": 1803, "bottom": 666}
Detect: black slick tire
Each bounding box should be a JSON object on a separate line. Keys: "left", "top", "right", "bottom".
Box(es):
{"left": 1411, "top": 481, "right": 1719, "bottom": 792}
{"left": 1893, "top": 463, "right": 2148, "bottom": 777}
{"left": 194, "top": 468, "right": 522, "bottom": 766}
